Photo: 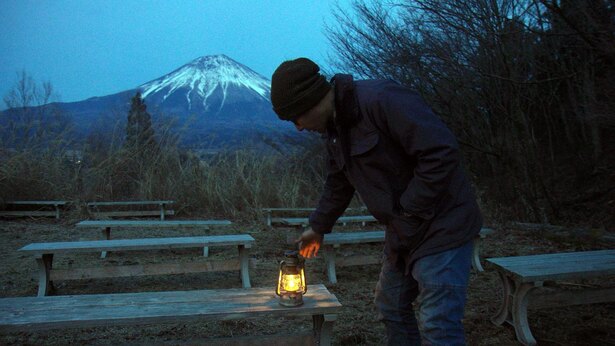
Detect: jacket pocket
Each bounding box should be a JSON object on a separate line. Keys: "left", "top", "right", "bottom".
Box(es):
{"left": 389, "top": 215, "right": 428, "bottom": 252}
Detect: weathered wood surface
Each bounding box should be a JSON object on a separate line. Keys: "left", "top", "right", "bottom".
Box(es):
{"left": 87, "top": 200, "right": 174, "bottom": 206}
{"left": 263, "top": 207, "right": 317, "bottom": 212}
{"left": 89, "top": 210, "right": 175, "bottom": 218}
{"left": 0, "top": 284, "right": 341, "bottom": 332}
{"left": 75, "top": 219, "right": 232, "bottom": 229}
{"left": 5, "top": 200, "right": 67, "bottom": 205}
{"left": 22, "top": 235, "right": 255, "bottom": 294}
{"left": 486, "top": 249, "right": 615, "bottom": 282}
{"left": 19, "top": 235, "right": 254, "bottom": 255}
{"left": 263, "top": 207, "right": 368, "bottom": 227}
{"left": 1, "top": 200, "right": 66, "bottom": 219}
{"left": 87, "top": 201, "right": 176, "bottom": 220}
{"left": 50, "top": 258, "right": 257, "bottom": 280}
{"left": 324, "top": 231, "right": 384, "bottom": 245}
{"left": 0, "top": 211, "right": 58, "bottom": 217}
{"left": 280, "top": 215, "right": 377, "bottom": 226}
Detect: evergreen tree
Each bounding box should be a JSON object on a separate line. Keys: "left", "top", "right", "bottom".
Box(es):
{"left": 125, "top": 92, "right": 156, "bottom": 150}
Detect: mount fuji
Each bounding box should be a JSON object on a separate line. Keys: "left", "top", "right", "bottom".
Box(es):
{"left": 30, "top": 55, "right": 296, "bottom": 148}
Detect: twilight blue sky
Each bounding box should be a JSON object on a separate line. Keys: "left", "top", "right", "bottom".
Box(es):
{"left": 0, "top": 0, "right": 351, "bottom": 106}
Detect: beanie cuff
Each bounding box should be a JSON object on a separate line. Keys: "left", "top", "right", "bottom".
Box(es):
{"left": 273, "top": 75, "right": 331, "bottom": 121}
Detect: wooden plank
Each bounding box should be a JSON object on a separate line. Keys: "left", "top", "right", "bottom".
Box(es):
{"left": 0, "top": 284, "right": 341, "bottom": 332}
{"left": 19, "top": 235, "right": 255, "bottom": 255}
{"left": 75, "top": 219, "right": 232, "bottom": 229}
{"left": 6, "top": 200, "right": 67, "bottom": 205}
{"left": 90, "top": 210, "right": 175, "bottom": 218}
{"left": 0, "top": 211, "right": 57, "bottom": 217}
{"left": 529, "top": 286, "right": 615, "bottom": 309}
{"left": 280, "top": 215, "right": 376, "bottom": 226}
{"left": 486, "top": 250, "right": 615, "bottom": 282}
{"left": 49, "top": 259, "right": 251, "bottom": 280}
{"left": 263, "top": 208, "right": 316, "bottom": 212}
{"left": 324, "top": 231, "right": 384, "bottom": 245}
{"left": 87, "top": 200, "right": 174, "bottom": 206}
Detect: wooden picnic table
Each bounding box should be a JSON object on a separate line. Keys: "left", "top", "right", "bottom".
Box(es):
{"left": 75, "top": 219, "right": 233, "bottom": 258}
{"left": 1, "top": 200, "right": 67, "bottom": 219}
{"left": 262, "top": 207, "right": 368, "bottom": 227}
{"left": 280, "top": 215, "right": 378, "bottom": 229}
{"left": 317, "top": 228, "right": 493, "bottom": 283}
{"left": 86, "top": 200, "right": 175, "bottom": 220}
{"left": 20, "top": 234, "right": 255, "bottom": 295}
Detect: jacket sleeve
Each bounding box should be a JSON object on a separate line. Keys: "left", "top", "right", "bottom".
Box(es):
{"left": 309, "top": 145, "right": 355, "bottom": 235}
{"left": 372, "top": 84, "right": 460, "bottom": 220}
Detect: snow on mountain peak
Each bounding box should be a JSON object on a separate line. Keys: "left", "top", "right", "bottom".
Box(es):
{"left": 139, "top": 54, "right": 271, "bottom": 110}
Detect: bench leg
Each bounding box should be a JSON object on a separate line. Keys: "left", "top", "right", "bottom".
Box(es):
{"left": 101, "top": 227, "right": 111, "bottom": 258}
{"left": 266, "top": 212, "right": 272, "bottom": 227}
{"left": 491, "top": 272, "right": 540, "bottom": 345}
{"left": 238, "top": 245, "right": 251, "bottom": 288}
{"left": 323, "top": 247, "right": 338, "bottom": 284}
{"left": 160, "top": 204, "right": 165, "bottom": 221}
{"left": 313, "top": 314, "right": 336, "bottom": 346}
{"left": 54, "top": 205, "right": 60, "bottom": 220}
{"left": 471, "top": 236, "right": 484, "bottom": 272}
{"left": 203, "top": 246, "right": 209, "bottom": 257}
{"left": 35, "top": 253, "right": 53, "bottom": 296}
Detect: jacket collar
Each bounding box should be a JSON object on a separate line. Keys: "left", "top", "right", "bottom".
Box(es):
{"left": 331, "top": 74, "right": 361, "bottom": 130}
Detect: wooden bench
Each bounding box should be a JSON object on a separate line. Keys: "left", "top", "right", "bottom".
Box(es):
{"left": 487, "top": 250, "right": 615, "bottom": 345}
{"left": 19, "top": 234, "right": 255, "bottom": 296}
{"left": 0, "top": 200, "right": 67, "bottom": 219}
{"left": 280, "top": 215, "right": 378, "bottom": 230}
{"left": 0, "top": 284, "right": 341, "bottom": 345}
{"left": 292, "top": 228, "right": 493, "bottom": 284}
{"left": 263, "top": 207, "right": 368, "bottom": 227}
{"left": 87, "top": 200, "right": 175, "bottom": 220}
{"left": 75, "top": 219, "right": 233, "bottom": 258}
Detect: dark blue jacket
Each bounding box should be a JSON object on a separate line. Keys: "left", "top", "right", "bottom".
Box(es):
{"left": 309, "top": 74, "right": 483, "bottom": 273}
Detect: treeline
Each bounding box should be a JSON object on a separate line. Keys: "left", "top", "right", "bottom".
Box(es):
{"left": 0, "top": 79, "right": 331, "bottom": 220}
{"left": 326, "top": 0, "right": 614, "bottom": 225}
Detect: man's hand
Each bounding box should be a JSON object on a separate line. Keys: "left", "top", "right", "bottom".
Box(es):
{"left": 295, "top": 228, "right": 324, "bottom": 258}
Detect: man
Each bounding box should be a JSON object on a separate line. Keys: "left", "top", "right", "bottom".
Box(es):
{"left": 270, "top": 57, "right": 483, "bottom": 345}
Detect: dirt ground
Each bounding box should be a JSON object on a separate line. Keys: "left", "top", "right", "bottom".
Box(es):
{"left": 0, "top": 217, "right": 613, "bottom": 345}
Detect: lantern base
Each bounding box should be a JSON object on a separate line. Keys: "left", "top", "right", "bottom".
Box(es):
{"left": 278, "top": 293, "right": 304, "bottom": 307}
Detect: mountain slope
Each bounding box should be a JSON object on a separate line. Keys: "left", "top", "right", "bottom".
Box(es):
{"left": 5, "top": 54, "right": 294, "bottom": 148}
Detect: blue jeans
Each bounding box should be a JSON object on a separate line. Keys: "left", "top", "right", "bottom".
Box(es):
{"left": 374, "top": 240, "right": 473, "bottom": 346}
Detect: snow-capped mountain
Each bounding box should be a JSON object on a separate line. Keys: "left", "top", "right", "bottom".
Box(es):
{"left": 140, "top": 54, "right": 271, "bottom": 114}
{"left": 14, "top": 54, "right": 296, "bottom": 148}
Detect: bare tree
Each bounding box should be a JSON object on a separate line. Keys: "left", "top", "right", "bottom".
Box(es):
{"left": 326, "top": 0, "right": 614, "bottom": 223}
{"left": 1, "top": 70, "right": 72, "bottom": 150}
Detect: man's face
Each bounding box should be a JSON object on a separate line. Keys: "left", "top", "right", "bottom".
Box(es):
{"left": 293, "top": 91, "right": 333, "bottom": 134}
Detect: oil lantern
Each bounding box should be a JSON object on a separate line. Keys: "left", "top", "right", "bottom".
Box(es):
{"left": 276, "top": 250, "right": 307, "bottom": 307}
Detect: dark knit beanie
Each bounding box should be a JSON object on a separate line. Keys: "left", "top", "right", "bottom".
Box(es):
{"left": 270, "top": 58, "right": 331, "bottom": 121}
